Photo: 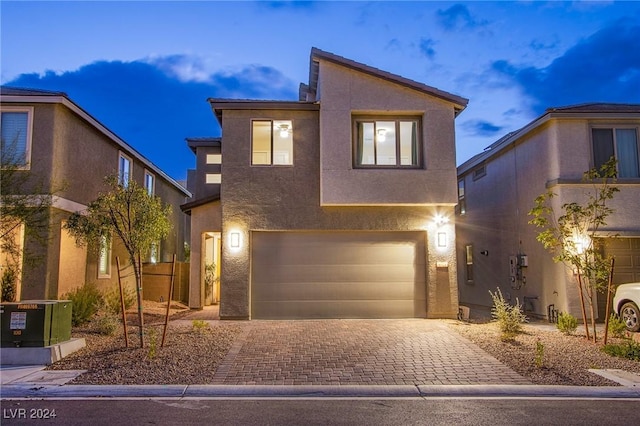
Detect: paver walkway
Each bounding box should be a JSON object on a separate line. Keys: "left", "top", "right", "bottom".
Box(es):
{"left": 210, "top": 319, "right": 531, "bottom": 386}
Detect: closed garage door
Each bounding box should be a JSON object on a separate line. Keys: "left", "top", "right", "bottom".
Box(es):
{"left": 598, "top": 237, "right": 640, "bottom": 318}
{"left": 251, "top": 231, "right": 426, "bottom": 319}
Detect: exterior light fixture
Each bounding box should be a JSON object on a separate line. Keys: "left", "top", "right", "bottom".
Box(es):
{"left": 434, "top": 214, "right": 449, "bottom": 227}
{"left": 230, "top": 231, "right": 241, "bottom": 249}
{"left": 279, "top": 124, "right": 290, "bottom": 138}
{"left": 437, "top": 232, "right": 447, "bottom": 248}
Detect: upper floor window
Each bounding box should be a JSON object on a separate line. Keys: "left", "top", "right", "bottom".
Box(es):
{"left": 353, "top": 117, "right": 421, "bottom": 168}
{"left": 1, "top": 107, "right": 33, "bottom": 168}
{"left": 144, "top": 170, "right": 155, "bottom": 195}
{"left": 472, "top": 164, "right": 486, "bottom": 180}
{"left": 457, "top": 179, "right": 466, "bottom": 215}
{"left": 206, "top": 154, "right": 222, "bottom": 164}
{"left": 251, "top": 120, "right": 293, "bottom": 166}
{"left": 592, "top": 127, "right": 639, "bottom": 178}
{"left": 118, "top": 152, "right": 132, "bottom": 187}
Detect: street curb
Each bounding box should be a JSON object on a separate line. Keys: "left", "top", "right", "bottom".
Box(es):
{"left": 2, "top": 384, "right": 639, "bottom": 399}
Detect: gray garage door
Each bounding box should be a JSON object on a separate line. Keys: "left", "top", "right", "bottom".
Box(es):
{"left": 598, "top": 237, "right": 640, "bottom": 319}
{"left": 251, "top": 231, "right": 426, "bottom": 319}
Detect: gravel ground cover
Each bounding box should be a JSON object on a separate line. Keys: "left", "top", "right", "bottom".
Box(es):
{"left": 47, "top": 304, "right": 639, "bottom": 386}
{"left": 448, "top": 320, "right": 640, "bottom": 386}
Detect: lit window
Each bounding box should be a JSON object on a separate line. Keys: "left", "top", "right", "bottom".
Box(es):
{"left": 144, "top": 170, "right": 155, "bottom": 195}
{"left": 251, "top": 120, "right": 293, "bottom": 166}
{"left": 149, "top": 241, "right": 160, "bottom": 264}
{"left": 592, "top": 127, "right": 639, "bottom": 178}
{"left": 457, "top": 179, "right": 466, "bottom": 215}
{"left": 1, "top": 108, "right": 33, "bottom": 168}
{"left": 353, "top": 117, "right": 421, "bottom": 168}
{"left": 465, "top": 244, "right": 473, "bottom": 283}
{"left": 98, "top": 235, "right": 112, "bottom": 278}
{"left": 206, "top": 173, "right": 221, "bottom": 184}
{"left": 206, "top": 154, "right": 222, "bottom": 164}
{"left": 118, "top": 152, "right": 132, "bottom": 187}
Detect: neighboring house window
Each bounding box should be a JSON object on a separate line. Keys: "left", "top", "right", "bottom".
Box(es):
{"left": 98, "top": 235, "right": 112, "bottom": 278}
{"left": 353, "top": 117, "right": 421, "bottom": 168}
{"left": 592, "top": 127, "right": 639, "bottom": 178}
{"left": 457, "top": 179, "right": 466, "bottom": 215}
{"left": 149, "top": 241, "right": 160, "bottom": 264}
{"left": 472, "top": 164, "right": 486, "bottom": 180}
{"left": 465, "top": 244, "right": 474, "bottom": 282}
{"left": 144, "top": 170, "right": 155, "bottom": 195}
{"left": 1, "top": 107, "right": 33, "bottom": 168}
{"left": 118, "top": 152, "right": 132, "bottom": 187}
{"left": 251, "top": 120, "right": 293, "bottom": 166}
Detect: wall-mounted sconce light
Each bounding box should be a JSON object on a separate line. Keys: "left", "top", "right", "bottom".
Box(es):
{"left": 480, "top": 250, "right": 489, "bottom": 256}
{"left": 230, "top": 231, "right": 241, "bottom": 248}
{"left": 434, "top": 214, "right": 449, "bottom": 227}
{"left": 437, "top": 232, "right": 447, "bottom": 248}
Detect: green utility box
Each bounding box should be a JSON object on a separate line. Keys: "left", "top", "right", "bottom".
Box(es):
{"left": 0, "top": 300, "right": 72, "bottom": 347}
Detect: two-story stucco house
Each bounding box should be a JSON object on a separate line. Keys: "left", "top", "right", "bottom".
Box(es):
{"left": 456, "top": 103, "right": 640, "bottom": 320}
{"left": 186, "top": 48, "right": 468, "bottom": 319}
{"left": 0, "top": 87, "right": 190, "bottom": 301}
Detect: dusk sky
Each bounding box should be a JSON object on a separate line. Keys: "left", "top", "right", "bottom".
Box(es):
{"left": 2, "top": 1, "right": 640, "bottom": 181}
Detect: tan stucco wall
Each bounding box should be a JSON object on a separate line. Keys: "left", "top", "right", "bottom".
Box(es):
{"left": 220, "top": 108, "right": 459, "bottom": 319}
{"left": 5, "top": 101, "right": 188, "bottom": 300}
{"left": 457, "top": 116, "right": 640, "bottom": 319}
{"left": 188, "top": 201, "right": 221, "bottom": 308}
{"left": 316, "top": 61, "right": 458, "bottom": 206}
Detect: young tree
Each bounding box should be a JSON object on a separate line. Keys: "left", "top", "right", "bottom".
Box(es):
{"left": 529, "top": 158, "right": 619, "bottom": 342}
{"left": 1, "top": 141, "right": 57, "bottom": 301}
{"left": 65, "top": 176, "right": 172, "bottom": 347}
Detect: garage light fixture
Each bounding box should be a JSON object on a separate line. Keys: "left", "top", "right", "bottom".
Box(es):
{"left": 230, "top": 232, "right": 241, "bottom": 249}
{"left": 437, "top": 232, "right": 447, "bottom": 248}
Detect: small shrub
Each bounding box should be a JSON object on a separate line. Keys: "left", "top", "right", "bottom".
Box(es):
{"left": 556, "top": 312, "right": 578, "bottom": 335}
{"left": 65, "top": 283, "right": 103, "bottom": 326}
{"left": 94, "top": 313, "right": 119, "bottom": 336}
{"left": 489, "top": 287, "right": 527, "bottom": 341}
{"left": 104, "top": 285, "right": 136, "bottom": 315}
{"left": 608, "top": 314, "right": 628, "bottom": 339}
{"left": 602, "top": 340, "right": 640, "bottom": 361}
{"left": 534, "top": 340, "right": 545, "bottom": 368}
{"left": 192, "top": 320, "right": 209, "bottom": 332}
{"left": 1, "top": 267, "right": 17, "bottom": 302}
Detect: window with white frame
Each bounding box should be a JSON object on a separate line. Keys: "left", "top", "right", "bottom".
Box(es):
{"left": 251, "top": 120, "right": 293, "bottom": 166}
{"left": 1, "top": 107, "right": 33, "bottom": 168}
{"left": 118, "top": 152, "right": 132, "bottom": 187}
{"left": 98, "top": 235, "right": 112, "bottom": 278}
{"left": 144, "top": 170, "right": 155, "bottom": 195}
{"left": 592, "top": 127, "right": 639, "bottom": 178}
{"left": 353, "top": 116, "right": 421, "bottom": 168}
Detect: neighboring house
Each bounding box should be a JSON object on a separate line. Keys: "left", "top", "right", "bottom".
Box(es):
{"left": 186, "top": 47, "right": 468, "bottom": 319}
{"left": 456, "top": 103, "right": 640, "bottom": 320}
{"left": 0, "top": 87, "right": 190, "bottom": 301}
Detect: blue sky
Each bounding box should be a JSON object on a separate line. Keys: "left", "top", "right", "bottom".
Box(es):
{"left": 2, "top": 1, "right": 640, "bottom": 181}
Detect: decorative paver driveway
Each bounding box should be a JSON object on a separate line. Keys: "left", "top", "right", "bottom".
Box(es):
{"left": 212, "top": 319, "right": 531, "bottom": 385}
